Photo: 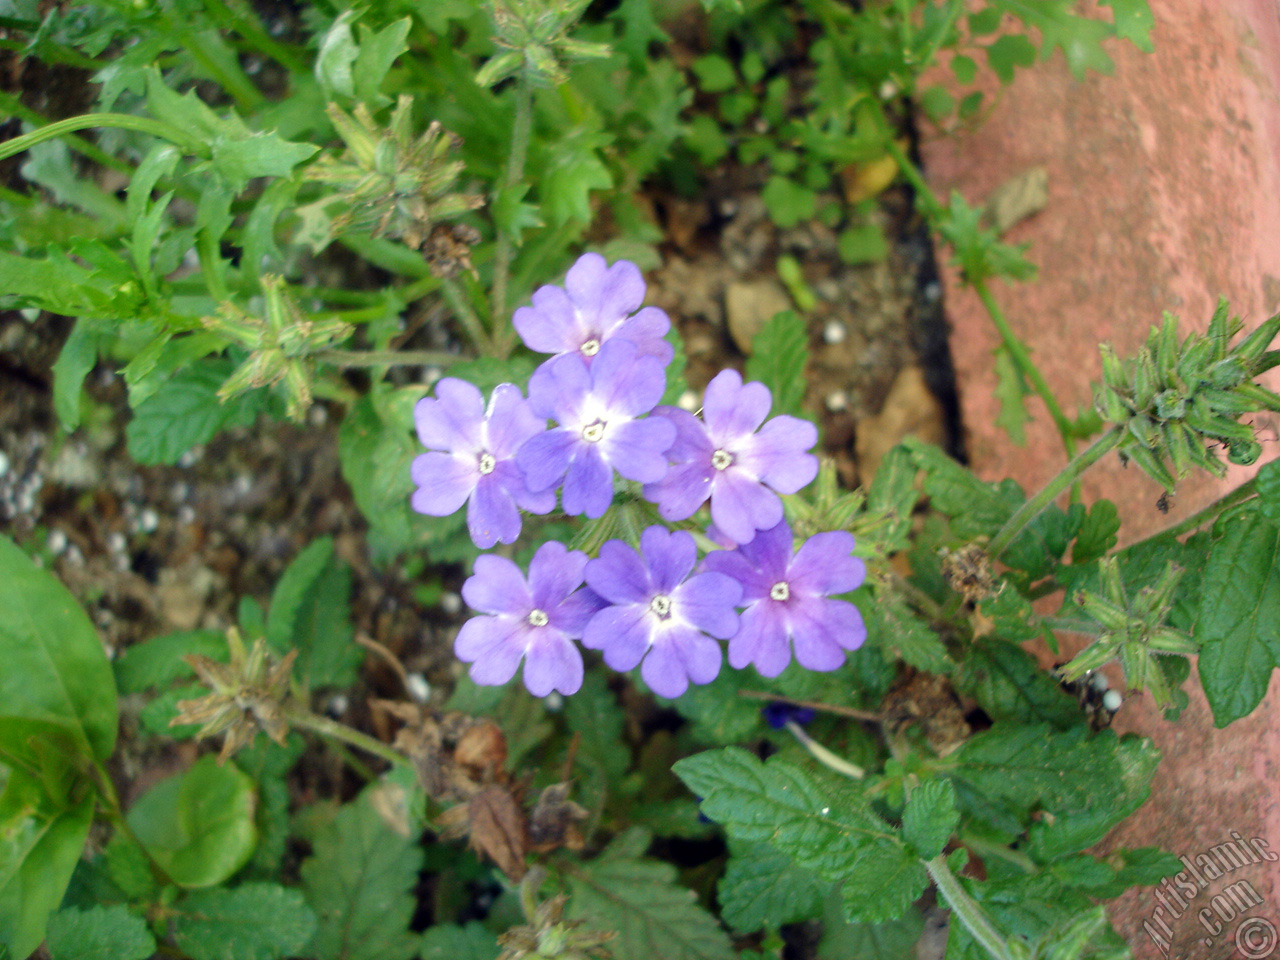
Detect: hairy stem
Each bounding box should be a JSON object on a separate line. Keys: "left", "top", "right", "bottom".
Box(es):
{"left": 1125, "top": 476, "right": 1259, "bottom": 547}
{"left": 926, "top": 855, "right": 1018, "bottom": 960}
{"left": 489, "top": 75, "right": 535, "bottom": 357}
{"left": 286, "top": 706, "right": 412, "bottom": 771}
{"left": 318, "top": 348, "right": 462, "bottom": 368}
{"left": 0, "top": 113, "right": 208, "bottom": 162}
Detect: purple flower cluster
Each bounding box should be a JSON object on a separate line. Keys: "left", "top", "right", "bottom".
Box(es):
{"left": 411, "top": 253, "right": 867, "bottom": 699}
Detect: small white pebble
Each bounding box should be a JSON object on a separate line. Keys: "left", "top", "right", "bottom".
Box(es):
{"left": 879, "top": 80, "right": 898, "bottom": 100}
{"left": 170, "top": 481, "right": 190, "bottom": 503}
{"left": 404, "top": 673, "right": 431, "bottom": 704}
{"left": 823, "top": 320, "right": 847, "bottom": 345}
{"left": 64, "top": 545, "right": 84, "bottom": 568}
{"left": 233, "top": 473, "right": 253, "bottom": 497}
{"left": 107, "top": 531, "right": 127, "bottom": 554}
{"left": 677, "top": 390, "right": 699, "bottom": 412}
{"left": 16, "top": 487, "right": 37, "bottom": 514}
{"left": 138, "top": 508, "right": 159, "bottom": 533}
{"left": 178, "top": 505, "right": 196, "bottom": 525}
{"left": 326, "top": 693, "right": 349, "bottom": 717}
{"left": 0, "top": 450, "right": 9, "bottom": 478}
{"left": 47, "top": 529, "right": 67, "bottom": 555}
{"left": 1102, "top": 690, "right": 1123, "bottom": 712}
{"left": 440, "top": 591, "right": 462, "bottom": 615}
{"left": 1089, "top": 672, "right": 1110, "bottom": 693}
{"left": 825, "top": 390, "right": 849, "bottom": 412}
{"left": 308, "top": 404, "right": 329, "bottom": 427}
{"left": 177, "top": 448, "right": 203, "bottom": 468}
{"left": 423, "top": 366, "right": 443, "bottom": 387}
{"left": 924, "top": 282, "right": 942, "bottom": 303}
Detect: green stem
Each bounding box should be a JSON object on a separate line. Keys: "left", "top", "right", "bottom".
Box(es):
{"left": 286, "top": 707, "right": 412, "bottom": 771}
{"left": 91, "top": 760, "right": 177, "bottom": 886}
{"left": 490, "top": 75, "right": 535, "bottom": 357}
{"left": 318, "top": 348, "right": 463, "bottom": 368}
{"left": 0, "top": 113, "right": 208, "bottom": 162}
{"left": 1124, "top": 476, "right": 1258, "bottom": 547}
{"left": 957, "top": 833, "right": 1039, "bottom": 875}
{"left": 442, "top": 276, "right": 492, "bottom": 355}
{"left": 986, "top": 427, "right": 1124, "bottom": 559}
{"left": 972, "top": 276, "right": 1076, "bottom": 458}
{"left": 926, "top": 855, "right": 1017, "bottom": 960}
{"left": 201, "top": 0, "right": 310, "bottom": 74}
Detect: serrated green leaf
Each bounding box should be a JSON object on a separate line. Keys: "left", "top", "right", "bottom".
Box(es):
{"left": 1100, "top": 0, "right": 1154, "bottom": 51}
{"left": 1002, "top": 502, "right": 1084, "bottom": 580}
{"left": 984, "top": 34, "right": 1037, "bottom": 84}
{"left": 113, "top": 629, "right": 226, "bottom": 694}
{"left": 125, "top": 360, "right": 264, "bottom": 466}
{"left": 301, "top": 794, "right": 423, "bottom": 960}
{"left": 541, "top": 132, "right": 613, "bottom": 226}
{"left": 0, "top": 535, "right": 117, "bottom": 761}
{"left": 837, "top": 221, "right": 889, "bottom": 264}
{"left": 902, "top": 780, "right": 958, "bottom": 860}
{"left": 993, "top": 345, "right": 1030, "bottom": 446}
{"left": 171, "top": 883, "right": 317, "bottom": 960}
{"left": 46, "top": 904, "right": 155, "bottom": 960}
{"left": 818, "top": 894, "right": 923, "bottom": 960}
{"left": 861, "top": 592, "right": 952, "bottom": 674}
{"left": 1195, "top": 502, "right": 1280, "bottom": 725}
{"left": 565, "top": 828, "right": 736, "bottom": 960}
{"left": 1256, "top": 457, "right": 1280, "bottom": 523}
{"left": 127, "top": 756, "right": 257, "bottom": 889}
{"left": 564, "top": 669, "right": 628, "bottom": 781}
{"left": 316, "top": 11, "right": 358, "bottom": 99}
{"left": 266, "top": 537, "right": 360, "bottom": 689}
{"left": 903, "top": 437, "right": 1023, "bottom": 540}
{"left": 661, "top": 324, "right": 689, "bottom": 407}
{"left": 718, "top": 841, "right": 827, "bottom": 933}
{"left": 745, "top": 310, "right": 809, "bottom": 419}
{"left": 762, "top": 176, "right": 816, "bottom": 229}
{"left": 954, "top": 642, "right": 1081, "bottom": 730}
{"left": 668, "top": 667, "right": 764, "bottom": 745}
{"left": 103, "top": 835, "right": 157, "bottom": 900}
{"left": 209, "top": 133, "right": 318, "bottom": 193}
{"left": 0, "top": 770, "right": 95, "bottom": 959}
{"left": 1071, "top": 500, "right": 1120, "bottom": 565}
{"left": 353, "top": 18, "right": 411, "bottom": 107}
{"left": 673, "top": 749, "right": 923, "bottom": 923}
{"left": 691, "top": 53, "right": 737, "bottom": 93}
{"left": 865, "top": 445, "right": 919, "bottom": 555}
{"left": 419, "top": 922, "right": 499, "bottom": 960}
{"left": 52, "top": 318, "right": 108, "bottom": 432}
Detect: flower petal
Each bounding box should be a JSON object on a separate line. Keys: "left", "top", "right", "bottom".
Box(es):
{"left": 516, "top": 428, "right": 576, "bottom": 492}
{"left": 728, "top": 602, "right": 792, "bottom": 677}
{"left": 562, "top": 445, "right": 614, "bottom": 518}
{"left": 528, "top": 541, "right": 588, "bottom": 609}
{"left": 410, "top": 452, "right": 476, "bottom": 517}
{"left": 467, "top": 474, "right": 522, "bottom": 548}
{"left": 583, "top": 604, "right": 651, "bottom": 671}
{"left": 709, "top": 471, "right": 783, "bottom": 545}
{"left": 789, "top": 531, "right": 864, "bottom": 595}
{"left": 528, "top": 352, "right": 590, "bottom": 421}
{"left": 462, "top": 554, "right": 530, "bottom": 615}
{"left": 741, "top": 415, "right": 819, "bottom": 493}
{"left": 736, "top": 519, "right": 794, "bottom": 581}
{"left": 641, "top": 527, "right": 696, "bottom": 594}
{"left": 604, "top": 417, "right": 676, "bottom": 483}
{"left": 615, "top": 306, "right": 673, "bottom": 363}
{"left": 787, "top": 597, "right": 852, "bottom": 672}
{"left": 644, "top": 460, "right": 713, "bottom": 523}
{"left": 675, "top": 571, "right": 742, "bottom": 638}
{"left": 586, "top": 540, "right": 652, "bottom": 604}
{"left": 455, "top": 615, "right": 524, "bottom": 686}
{"left": 523, "top": 629, "right": 584, "bottom": 697}
{"left": 415, "top": 378, "right": 484, "bottom": 451}
{"left": 703, "top": 370, "right": 771, "bottom": 442}
{"left": 485, "top": 383, "right": 546, "bottom": 457}
{"left": 702, "top": 547, "right": 771, "bottom": 602}
{"left": 515, "top": 284, "right": 581, "bottom": 354}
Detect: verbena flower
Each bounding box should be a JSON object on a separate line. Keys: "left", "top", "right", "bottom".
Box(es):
{"left": 412, "top": 378, "right": 554, "bottom": 548}
{"left": 517, "top": 339, "right": 675, "bottom": 518}
{"left": 455, "top": 542, "right": 602, "bottom": 697}
{"left": 643, "top": 370, "right": 819, "bottom": 544}
{"left": 704, "top": 520, "right": 866, "bottom": 677}
{"left": 583, "top": 527, "right": 741, "bottom": 699}
{"left": 513, "top": 252, "right": 673, "bottom": 366}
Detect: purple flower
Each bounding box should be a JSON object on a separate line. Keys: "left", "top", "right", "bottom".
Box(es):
{"left": 454, "top": 542, "right": 603, "bottom": 697}
{"left": 411, "top": 379, "right": 554, "bottom": 548}
{"left": 513, "top": 252, "right": 673, "bottom": 366}
{"left": 517, "top": 339, "right": 676, "bottom": 518}
{"left": 643, "top": 370, "right": 819, "bottom": 545}
{"left": 583, "top": 527, "right": 741, "bottom": 699}
{"left": 704, "top": 520, "right": 866, "bottom": 677}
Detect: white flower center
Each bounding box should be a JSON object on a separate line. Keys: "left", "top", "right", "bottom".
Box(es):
{"left": 649, "top": 594, "right": 672, "bottom": 619}
{"left": 581, "top": 420, "right": 606, "bottom": 443}
{"left": 477, "top": 452, "right": 496, "bottom": 475}
{"left": 711, "top": 449, "right": 734, "bottom": 471}
{"left": 770, "top": 581, "right": 790, "bottom": 602}
{"left": 527, "top": 609, "right": 549, "bottom": 627}
{"left": 581, "top": 338, "right": 601, "bottom": 357}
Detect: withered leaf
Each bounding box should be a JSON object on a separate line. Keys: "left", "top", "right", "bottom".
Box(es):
{"left": 528, "top": 782, "right": 589, "bottom": 852}
{"left": 468, "top": 785, "right": 528, "bottom": 881}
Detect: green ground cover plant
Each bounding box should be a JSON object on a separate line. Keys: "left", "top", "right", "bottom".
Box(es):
{"left": 8, "top": 2, "right": 1280, "bottom": 959}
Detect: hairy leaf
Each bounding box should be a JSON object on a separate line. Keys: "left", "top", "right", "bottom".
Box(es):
{"left": 902, "top": 780, "right": 958, "bottom": 860}
{"left": 170, "top": 884, "right": 316, "bottom": 960}
{"left": 718, "top": 841, "right": 827, "bottom": 933}
{"left": 419, "top": 922, "right": 499, "bottom": 960}
{"left": 746, "top": 310, "right": 810, "bottom": 419}
{"left": 113, "top": 629, "right": 226, "bottom": 694}
{"left": 125, "top": 360, "right": 263, "bottom": 466}
{"left": 46, "top": 904, "right": 155, "bottom": 960}
{"left": 565, "top": 828, "right": 736, "bottom": 960}
{"left": 954, "top": 642, "right": 1081, "bottom": 730}
{"left": 266, "top": 537, "right": 360, "bottom": 689}
{"left": 993, "top": 346, "right": 1030, "bottom": 446}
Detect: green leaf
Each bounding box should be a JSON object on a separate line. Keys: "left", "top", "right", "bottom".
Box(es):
{"left": 1000, "top": 0, "right": 1115, "bottom": 78}
{"left": 418, "top": 922, "right": 499, "bottom": 960}
{"left": 951, "top": 54, "right": 978, "bottom": 84}
{"left": 126, "top": 755, "right": 258, "bottom": 888}
{"left": 837, "top": 221, "right": 889, "bottom": 264}
{"left": 316, "top": 11, "right": 358, "bottom": 99}
{"left": 902, "top": 780, "right": 958, "bottom": 860}
{"left": 992, "top": 345, "right": 1029, "bottom": 446}
{"left": 103, "top": 834, "right": 156, "bottom": 900}
{"left": 353, "top": 18, "right": 412, "bottom": 108}
{"left": 903, "top": 438, "right": 1023, "bottom": 540}
{"left": 984, "top": 34, "right": 1037, "bottom": 85}
{"left": 861, "top": 592, "right": 952, "bottom": 674}
{"left": 691, "top": 53, "right": 738, "bottom": 93}
{"left": 1257, "top": 457, "right": 1280, "bottom": 523}
{"left": 266, "top": 538, "right": 361, "bottom": 689}
{"left": 669, "top": 667, "right": 764, "bottom": 745}
{"left": 125, "top": 360, "right": 263, "bottom": 466}
{"left": 0, "top": 770, "right": 95, "bottom": 959}
{"left": 1100, "top": 0, "right": 1154, "bottom": 51}
{"left": 171, "top": 883, "right": 317, "bottom": 960}
{"left": 745, "top": 310, "right": 809, "bottom": 418}
{"left": 52, "top": 318, "right": 108, "bottom": 432}
{"left": 919, "top": 84, "right": 954, "bottom": 122}
{"left": 541, "top": 131, "right": 613, "bottom": 226}
{"left": 1071, "top": 500, "right": 1120, "bottom": 565}
{"left": 0, "top": 535, "right": 117, "bottom": 760}
{"left": 818, "top": 895, "right": 922, "bottom": 960}
{"left": 1196, "top": 502, "right": 1280, "bottom": 725}
{"left": 209, "top": 134, "right": 318, "bottom": 193}
{"left": 0, "top": 248, "right": 141, "bottom": 319}
{"left": 564, "top": 669, "right": 628, "bottom": 782}
{"left": 46, "top": 904, "right": 156, "bottom": 960}
{"left": 718, "top": 841, "right": 827, "bottom": 933}
{"left": 673, "top": 749, "right": 925, "bottom": 924}
{"left": 954, "top": 642, "right": 1082, "bottom": 730}
{"left": 113, "top": 629, "right": 226, "bottom": 694}
{"left": 301, "top": 794, "right": 423, "bottom": 960}
{"left": 565, "top": 827, "right": 736, "bottom": 960}
{"left": 761, "top": 176, "right": 817, "bottom": 228}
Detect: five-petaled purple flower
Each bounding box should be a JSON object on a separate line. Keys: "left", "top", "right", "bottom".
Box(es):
{"left": 514, "top": 252, "right": 674, "bottom": 366}
{"left": 583, "top": 527, "right": 742, "bottom": 699}
{"left": 517, "top": 339, "right": 676, "bottom": 518}
{"left": 411, "top": 379, "right": 554, "bottom": 548}
{"left": 644, "top": 370, "right": 819, "bottom": 545}
{"left": 704, "top": 520, "right": 866, "bottom": 677}
{"left": 454, "top": 541, "right": 603, "bottom": 697}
